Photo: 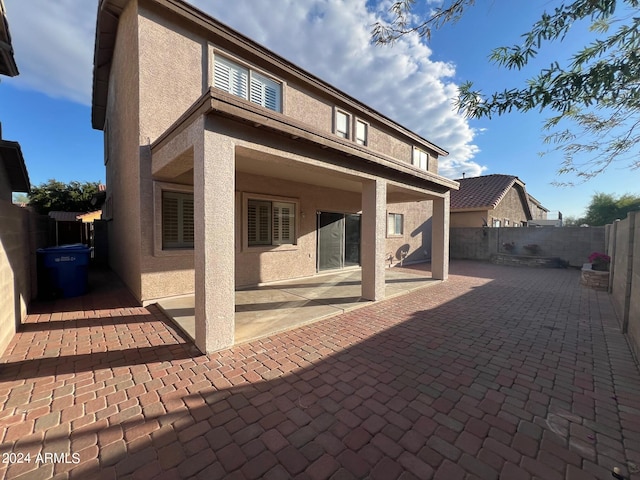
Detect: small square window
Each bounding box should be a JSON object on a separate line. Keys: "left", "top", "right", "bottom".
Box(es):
{"left": 335, "top": 110, "right": 350, "bottom": 139}
{"left": 412, "top": 147, "right": 429, "bottom": 171}
{"left": 387, "top": 213, "right": 404, "bottom": 236}
{"left": 355, "top": 119, "right": 368, "bottom": 146}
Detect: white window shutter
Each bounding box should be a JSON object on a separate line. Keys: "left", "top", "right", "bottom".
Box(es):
{"left": 336, "top": 111, "right": 349, "bottom": 138}
{"left": 413, "top": 148, "right": 428, "bottom": 170}
{"left": 214, "top": 56, "right": 248, "bottom": 99}
{"left": 248, "top": 200, "right": 272, "bottom": 245}
{"left": 163, "top": 192, "right": 194, "bottom": 249}
{"left": 182, "top": 197, "right": 194, "bottom": 244}
{"left": 163, "top": 196, "right": 179, "bottom": 247}
{"left": 356, "top": 120, "right": 367, "bottom": 145}
{"left": 272, "top": 202, "right": 295, "bottom": 245}
{"left": 250, "top": 72, "right": 281, "bottom": 111}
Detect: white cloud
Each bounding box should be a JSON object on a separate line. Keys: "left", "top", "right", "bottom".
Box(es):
{"left": 4, "top": 0, "right": 484, "bottom": 177}
{"left": 4, "top": 0, "right": 96, "bottom": 105}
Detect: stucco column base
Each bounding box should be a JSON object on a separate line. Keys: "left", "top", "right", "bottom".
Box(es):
{"left": 432, "top": 193, "right": 450, "bottom": 280}
{"left": 194, "top": 124, "right": 235, "bottom": 353}
{"left": 361, "top": 179, "right": 386, "bottom": 301}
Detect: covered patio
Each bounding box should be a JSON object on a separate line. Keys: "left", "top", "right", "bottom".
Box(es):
{"left": 156, "top": 264, "right": 438, "bottom": 345}
{"left": 149, "top": 90, "right": 455, "bottom": 354}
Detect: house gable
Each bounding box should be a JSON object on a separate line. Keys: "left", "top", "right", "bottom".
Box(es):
{"left": 450, "top": 174, "right": 538, "bottom": 227}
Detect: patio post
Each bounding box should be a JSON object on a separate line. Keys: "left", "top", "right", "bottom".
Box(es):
{"left": 193, "top": 125, "right": 235, "bottom": 353}
{"left": 361, "top": 179, "right": 386, "bottom": 300}
{"left": 432, "top": 192, "right": 450, "bottom": 280}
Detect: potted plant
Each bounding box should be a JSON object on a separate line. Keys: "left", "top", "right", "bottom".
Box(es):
{"left": 502, "top": 241, "right": 515, "bottom": 253}
{"left": 588, "top": 252, "right": 611, "bottom": 271}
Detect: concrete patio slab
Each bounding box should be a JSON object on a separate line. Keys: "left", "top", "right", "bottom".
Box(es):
{"left": 156, "top": 266, "right": 439, "bottom": 345}
{"left": 1, "top": 261, "right": 639, "bottom": 480}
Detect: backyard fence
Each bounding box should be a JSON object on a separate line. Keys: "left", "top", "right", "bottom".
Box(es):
{"left": 450, "top": 226, "right": 606, "bottom": 267}
{"left": 606, "top": 211, "right": 639, "bottom": 360}
{"left": 0, "top": 201, "right": 47, "bottom": 354}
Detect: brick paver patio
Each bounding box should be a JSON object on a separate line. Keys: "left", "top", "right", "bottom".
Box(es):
{"left": 0, "top": 261, "right": 639, "bottom": 479}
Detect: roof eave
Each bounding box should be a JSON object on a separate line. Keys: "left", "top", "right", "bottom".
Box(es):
{"left": 0, "top": 6, "right": 19, "bottom": 77}
{"left": 91, "top": 0, "right": 128, "bottom": 130}
{"left": 0, "top": 140, "right": 30, "bottom": 193}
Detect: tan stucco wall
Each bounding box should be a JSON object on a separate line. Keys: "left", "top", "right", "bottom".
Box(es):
{"left": 105, "top": 0, "right": 143, "bottom": 300}
{"left": 492, "top": 187, "right": 529, "bottom": 226}
{"left": 386, "top": 200, "right": 434, "bottom": 266}
{"left": 0, "top": 201, "right": 31, "bottom": 354}
{"left": 138, "top": 4, "right": 204, "bottom": 143}
{"left": 450, "top": 210, "right": 489, "bottom": 228}
{"left": 137, "top": 4, "right": 204, "bottom": 302}
{"left": 285, "top": 84, "right": 333, "bottom": 132}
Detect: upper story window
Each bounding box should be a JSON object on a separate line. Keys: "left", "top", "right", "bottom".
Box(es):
{"left": 214, "top": 55, "right": 282, "bottom": 112}
{"left": 335, "top": 110, "right": 350, "bottom": 139}
{"left": 412, "top": 147, "right": 429, "bottom": 171}
{"left": 355, "top": 119, "right": 368, "bottom": 146}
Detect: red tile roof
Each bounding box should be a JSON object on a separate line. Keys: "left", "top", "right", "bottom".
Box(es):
{"left": 450, "top": 174, "right": 519, "bottom": 210}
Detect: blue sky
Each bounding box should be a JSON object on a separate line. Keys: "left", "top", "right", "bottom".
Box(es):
{"left": 1, "top": 0, "right": 638, "bottom": 218}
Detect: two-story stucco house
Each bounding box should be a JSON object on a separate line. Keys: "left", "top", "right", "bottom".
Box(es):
{"left": 92, "top": 0, "right": 459, "bottom": 353}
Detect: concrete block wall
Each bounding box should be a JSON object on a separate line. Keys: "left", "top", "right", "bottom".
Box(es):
{"left": 451, "top": 226, "right": 605, "bottom": 267}
{"left": 449, "top": 228, "right": 490, "bottom": 260}
{"left": 0, "top": 202, "right": 48, "bottom": 355}
{"left": 607, "top": 212, "right": 639, "bottom": 359}
{"left": 0, "top": 201, "right": 32, "bottom": 354}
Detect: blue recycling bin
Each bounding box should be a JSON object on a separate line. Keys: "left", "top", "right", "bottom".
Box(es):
{"left": 37, "top": 244, "right": 91, "bottom": 299}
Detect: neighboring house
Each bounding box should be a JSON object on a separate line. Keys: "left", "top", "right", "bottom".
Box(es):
{"left": 0, "top": 124, "right": 29, "bottom": 201}
{"left": 450, "top": 174, "right": 547, "bottom": 228}
{"left": 528, "top": 195, "right": 562, "bottom": 227}
{"left": 92, "top": 0, "right": 459, "bottom": 353}
{"left": 528, "top": 194, "right": 550, "bottom": 223}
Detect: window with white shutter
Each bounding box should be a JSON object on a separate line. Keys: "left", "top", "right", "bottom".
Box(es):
{"left": 162, "top": 192, "right": 194, "bottom": 249}
{"left": 412, "top": 147, "right": 429, "bottom": 171}
{"left": 247, "top": 198, "right": 296, "bottom": 246}
{"left": 355, "top": 119, "right": 368, "bottom": 145}
{"left": 335, "top": 110, "right": 350, "bottom": 138}
{"left": 214, "top": 56, "right": 249, "bottom": 99}
{"left": 248, "top": 199, "right": 272, "bottom": 245}
{"left": 272, "top": 202, "right": 294, "bottom": 245}
{"left": 213, "top": 55, "right": 282, "bottom": 112}
{"left": 250, "top": 71, "right": 281, "bottom": 111}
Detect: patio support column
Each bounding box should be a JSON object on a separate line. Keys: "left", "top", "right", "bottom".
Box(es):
{"left": 194, "top": 125, "right": 235, "bottom": 353}
{"left": 361, "top": 179, "right": 386, "bottom": 300}
{"left": 432, "top": 192, "right": 450, "bottom": 280}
